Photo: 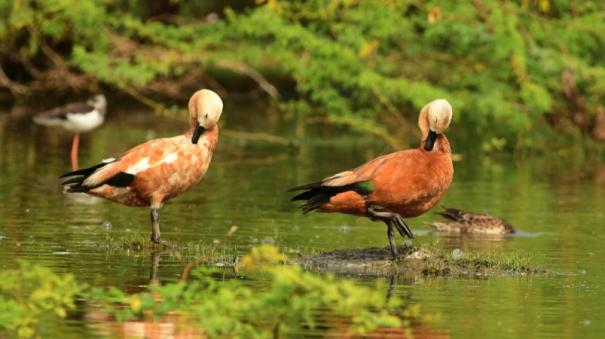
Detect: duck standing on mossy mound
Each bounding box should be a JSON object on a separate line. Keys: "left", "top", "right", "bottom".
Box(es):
{"left": 430, "top": 207, "right": 515, "bottom": 235}
{"left": 291, "top": 99, "right": 454, "bottom": 258}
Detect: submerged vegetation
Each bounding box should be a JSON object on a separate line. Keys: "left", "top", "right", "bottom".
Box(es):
{"left": 0, "top": 245, "right": 428, "bottom": 338}
{"left": 1, "top": 0, "right": 604, "bottom": 151}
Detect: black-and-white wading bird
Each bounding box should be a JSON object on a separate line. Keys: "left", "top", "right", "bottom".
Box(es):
{"left": 33, "top": 94, "right": 107, "bottom": 170}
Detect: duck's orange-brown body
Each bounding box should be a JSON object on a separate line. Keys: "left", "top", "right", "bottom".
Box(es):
{"left": 88, "top": 127, "right": 218, "bottom": 208}
{"left": 320, "top": 136, "right": 453, "bottom": 217}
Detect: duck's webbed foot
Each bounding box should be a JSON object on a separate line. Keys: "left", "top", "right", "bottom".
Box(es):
{"left": 367, "top": 206, "right": 414, "bottom": 259}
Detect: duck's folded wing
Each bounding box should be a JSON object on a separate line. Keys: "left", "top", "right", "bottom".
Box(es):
{"left": 321, "top": 152, "right": 397, "bottom": 186}
{"left": 289, "top": 153, "right": 399, "bottom": 213}
{"left": 60, "top": 157, "right": 132, "bottom": 192}
{"left": 87, "top": 139, "right": 181, "bottom": 185}
{"left": 61, "top": 138, "right": 179, "bottom": 191}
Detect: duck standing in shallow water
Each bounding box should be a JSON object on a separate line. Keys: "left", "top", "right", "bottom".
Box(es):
{"left": 60, "top": 89, "right": 223, "bottom": 244}
{"left": 33, "top": 94, "right": 107, "bottom": 170}
{"left": 291, "top": 99, "right": 454, "bottom": 258}
{"left": 430, "top": 207, "right": 515, "bottom": 235}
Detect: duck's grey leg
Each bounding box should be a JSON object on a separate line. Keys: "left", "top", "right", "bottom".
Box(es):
{"left": 393, "top": 214, "right": 413, "bottom": 239}
{"left": 368, "top": 206, "right": 414, "bottom": 259}
{"left": 151, "top": 208, "right": 161, "bottom": 243}
{"left": 368, "top": 206, "right": 414, "bottom": 239}
{"left": 386, "top": 220, "right": 398, "bottom": 258}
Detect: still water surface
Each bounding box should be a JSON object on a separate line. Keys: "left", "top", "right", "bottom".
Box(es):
{"left": 1, "top": 100, "right": 604, "bottom": 338}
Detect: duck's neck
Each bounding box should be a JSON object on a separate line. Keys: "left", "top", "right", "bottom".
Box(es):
{"left": 186, "top": 125, "right": 219, "bottom": 150}
{"left": 436, "top": 134, "right": 451, "bottom": 153}
{"left": 420, "top": 134, "right": 451, "bottom": 154}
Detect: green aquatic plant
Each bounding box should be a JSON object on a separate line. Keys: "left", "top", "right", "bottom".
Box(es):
{"left": 0, "top": 246, "right": 426, "bottom": 338}
{"left": 0, "top": 262, "right": 86, "bottom": 338}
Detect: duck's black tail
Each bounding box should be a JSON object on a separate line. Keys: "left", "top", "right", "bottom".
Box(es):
{"left": 60, "top": 159, "right": 133, "bottom": 193}
{"left": 289, "top": 181, "right": 371, "bottom": 214}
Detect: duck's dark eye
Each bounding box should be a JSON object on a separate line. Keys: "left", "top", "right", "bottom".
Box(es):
{"left": 205, "top": 113, "right": 209, "bottom": 119}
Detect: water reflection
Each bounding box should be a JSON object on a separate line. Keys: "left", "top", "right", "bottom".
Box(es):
{"left": 149, "top": 251, "right": 161, "bottom": 284}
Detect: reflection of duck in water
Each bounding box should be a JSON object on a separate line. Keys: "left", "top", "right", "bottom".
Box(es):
{"left": 429, "top": 207, "right": 515, "bottom": 235}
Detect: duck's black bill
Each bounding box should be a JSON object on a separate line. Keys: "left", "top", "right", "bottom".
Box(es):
{"left": 191, "top": 124, "right": 205, "bottom": 144}
{"left": 424, "top": 130, "right": 438, "bottom": 151}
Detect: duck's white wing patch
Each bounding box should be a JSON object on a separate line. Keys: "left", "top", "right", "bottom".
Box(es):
{"left": 124, "top": 153, "right": 178, "bottom": 176}
{"left": 126, "top": 158, "right": 150, "bottom": 175}
{"left": 160, "top": 153, "right": 178, "bottom": 164}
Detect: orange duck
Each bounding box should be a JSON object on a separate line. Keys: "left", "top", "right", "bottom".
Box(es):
{"left": 291, "top": 99, "right": 454, "bottom": 258}
{"left": 60, "top": 89, "right": 223, "bottom": 244}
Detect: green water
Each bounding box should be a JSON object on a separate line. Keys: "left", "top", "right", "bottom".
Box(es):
{"left": 1, "top": 100, "right": 604, "bottom": 338}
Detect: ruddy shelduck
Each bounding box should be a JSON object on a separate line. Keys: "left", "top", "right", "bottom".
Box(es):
{"left": 60, "top": 89, "right": 223, "bottom": 244}
{"left": 34, "top": 94, "right": 107, "bottom": 170}
{"left": 291, "top": 99, "right": 454, "bottom": 258}
{"left": 430, "top": 207, "right": 515, "bottom": 235}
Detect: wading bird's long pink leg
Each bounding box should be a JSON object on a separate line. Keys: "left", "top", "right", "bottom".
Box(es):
{"left": 70, "top": 133, "right": 80, "bottom": 170}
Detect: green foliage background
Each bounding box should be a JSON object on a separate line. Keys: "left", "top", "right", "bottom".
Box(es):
{"left": 1, "top": 0, "right": 604, "bottom": 151}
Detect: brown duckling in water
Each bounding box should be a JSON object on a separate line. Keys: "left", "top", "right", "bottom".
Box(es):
{"left": 429, "top": 207, "right": 515, "bottom": 235}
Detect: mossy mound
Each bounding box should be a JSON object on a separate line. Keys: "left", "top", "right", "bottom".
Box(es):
{"left": 298, "top": 245, "right": 545, "bottom": 278}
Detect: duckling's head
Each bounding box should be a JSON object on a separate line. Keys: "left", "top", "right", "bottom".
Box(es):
{"left": 419, "top": 98, "right": 453, "bottom": 151}
{"left": 188, "top": 89, "right": 223, "bottom": 144}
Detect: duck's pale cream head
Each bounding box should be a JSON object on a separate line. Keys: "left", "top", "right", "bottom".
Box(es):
{"left": 419, "top": 98, "right": 453, "bottom": 151}
{"left": 188, "top": 89, "right": 223, "bottom": 144}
